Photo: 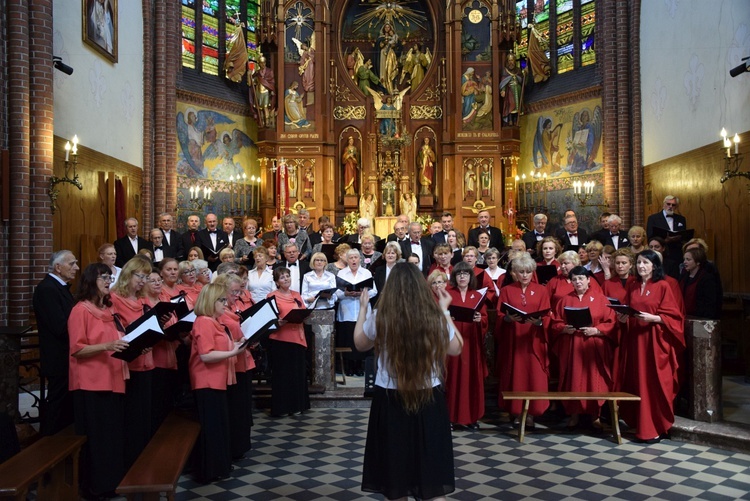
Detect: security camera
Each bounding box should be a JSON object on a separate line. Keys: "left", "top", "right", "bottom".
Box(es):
{"left": 730, "top": 56, "right": 749, "bottom": 78}
{"left": 53, "top": 56, "right": 74, "bottom": 76}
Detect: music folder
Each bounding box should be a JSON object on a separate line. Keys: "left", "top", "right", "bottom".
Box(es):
{"left": 535, "top": 264, "right": 558, "bottom": 285}
{"left": 112, "top": 315, "right": 165, "bottom": 362}
{"left": 607, "top": 304, "right": 642, "bottom": 316}
{"left": 336, "top": 275, "right": 374, "bottom": 292}
{"left": 319, "top": 243, "right": 338, "bottom": 263}
{"left": 169, "top": 291, "right": 191, "bottom": 318}
{"left": 564, "top": 306, "right": 593, "bottom": 329}
{"left": 449, "top": 287, "right": 487, "bottom": 323}
{"left": 651, "top": 226, "right": 695, "bottom": 242}
{"left": 163, "top": 310, "right": 196, "bottom": 340}
{"left": 607, "top": 297, "right": 621, "bottom": 305}
{"left": 500, "top": 302, "right": 550, "bottom": 322}
{"left": 282, "top": 307, "right": 314, "bottom": 324}
{"left": 239, "top": 297, "right": 280, "bottom": 348}
{"left": 145, "top": 301, "right": 183, "bottom": 322}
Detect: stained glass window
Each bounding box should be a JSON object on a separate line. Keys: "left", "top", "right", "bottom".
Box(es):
{"left": 180, "top": 0, "right": 261, "bottom": 77}
{"left": 515, "top": 0, "right": 595, "bottom": 75}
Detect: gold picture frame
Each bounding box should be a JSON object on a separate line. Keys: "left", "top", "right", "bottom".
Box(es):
{"left": 82, "top": 0, "right": 118, "bottom": 63}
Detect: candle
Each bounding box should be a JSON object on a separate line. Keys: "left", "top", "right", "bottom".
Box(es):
{"left": 521, "top": 174, "right": 526, "bottom": 210}
{"left": 190, "top": 186, "right": 194, "bottom": 198}
{"left": 721, "top": 128, "right": 727, "bottom": 139}
{"left": 734, "top": 133, "right": 740, "bottom": 155}
{"left": 64, "top": 142, "right": 71, "bottom": 162}
{"left": 725, "top": 138, "right": 731, "bottom": 158}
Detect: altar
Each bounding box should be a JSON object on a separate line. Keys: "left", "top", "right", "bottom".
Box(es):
{"left": 374, "top": 216, "right": 396, "bottom": 240}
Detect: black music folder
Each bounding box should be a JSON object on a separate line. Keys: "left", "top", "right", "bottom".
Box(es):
{"left": 112, "top": 314, "right": 165, "bottom": 362}
{"left": 564, "top": 306, "right": 593, "bottom": 329}
{"left": 500, "top": 302, "right": 550, "bottom": 322}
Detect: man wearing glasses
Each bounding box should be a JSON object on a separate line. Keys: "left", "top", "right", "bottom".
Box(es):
{"left": 646, "top": 195, "right": 687, "bottom": 258}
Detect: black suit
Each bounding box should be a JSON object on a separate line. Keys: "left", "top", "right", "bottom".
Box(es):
{"left": 261, "top": 230, "right": 281, "bottom": 242}
{"left": 467, "top": 225, "right": 504, "bottom": 249}
{"left": 196, "top": 228, "right": 229, "bottom": 271}
{"left": 148, "top": 242, "right": 174, "bottom": 264}
{"left": 33, "top": 274, "right": 75, "bottom": 435}
{"left": 555, "top": 227, "right": 590, "bottom": 252}
{"left": 522, "top": 231, "right": 549, "bottom": 257}
{"left": 181, "top": 229, "right": 200, "bottom": 254}
{"left": 432, "top": 230, "right": 448, "bottom": 244}
{"left": 225, "top": 229, "right": 244, "bottom": 250}
{"left": 343, "top": 233, "right": 382, "bottom": 244}
{"left": 406, "top": 237, "right": 435, "bottom": 276}
{"left": 590, "top": 229, "right": 610, "bottom": 245}
{"left": 646, "top": 211, "right": 688, "bottom": 258}
{"left": 160, "top": 229, "right": 184, "bottom": 260}
{"left": 309, "top": 230, "right": 341, "bottom": 247}
{"left": 600, "top": 231, "right": 630, "bottom": 250}
{"left": 273, "top": 259, "right": 310, "bottom": 291}
{"left": 114, "top": 235, "right": 149, "bottom": 267}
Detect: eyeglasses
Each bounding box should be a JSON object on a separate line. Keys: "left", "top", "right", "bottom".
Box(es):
{"left": 455, "top": 271, "right": 471, "bottom": 277}
{"left": 217, "top": 298, "right": 228, "bottom": 304}
{"left": 182, "top": 269, "right": 196, "bottom": 275}
{"left": 431, "top": 281, "right": 445, "bottom": 287}
{"left": 134, "top": 273, "right": 148, "bottom": 280}
{"left": 147, "top": 278, "right": 163, "bottom": 285}
{"left": 98, "top": 274, "right": 115, "bottom": 283}
{"left": 229, "top": 289, "right": 242, "bottom": 296}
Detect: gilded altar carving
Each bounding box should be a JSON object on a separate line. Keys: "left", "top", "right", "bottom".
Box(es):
{"left": 410, "top": 105, "right": 443, "bottom": 120}
{"left": 333, "top": 105, "right": 367, "bottom": 121}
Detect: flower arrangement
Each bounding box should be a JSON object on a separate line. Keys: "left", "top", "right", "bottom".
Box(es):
{"left": 339, "top": 210, "right": 360, "bottom": 235}
{"left": 414, "top": 213, "right": 435, "bottom": 234}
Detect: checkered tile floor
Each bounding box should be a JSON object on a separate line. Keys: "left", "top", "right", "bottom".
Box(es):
{"left": 174, "top": 408, "right": 750, "bottom": 500}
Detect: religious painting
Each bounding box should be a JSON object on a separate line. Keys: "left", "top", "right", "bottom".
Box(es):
{"left": 175, "top": 102, "right": 257, "bottom": 181}
{"left": 339, "top": 0, "right": 435, "bottom": 99}
{"left": 284, "top": 1, "right": 316, "bottom": 130}
{"left": 460, "top": 1, "right": 493, "bottom": 131}
{"left": 519, "top": 97, "right": 603, "bottom": 179}
{"left": 82, "top": 0, "right": 118, "bottom": 63}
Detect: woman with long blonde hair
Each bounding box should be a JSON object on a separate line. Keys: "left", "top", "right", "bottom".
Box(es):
{"left": 354, "top": 263, "right": 463, "bottom": 500}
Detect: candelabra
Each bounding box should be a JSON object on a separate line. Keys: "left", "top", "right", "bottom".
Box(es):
{"left": 572, "top": 179, "right": 608, "bottom": 208}
{"left": 49, "top": 135, "right": 84, "bottom": 214}
{"left": 515, "top": 171, "right": 548, "bottom": 214}
{"left": 175, "top": 186, "right": 212, "bottom": 218}
{"left": 719, "top": 128, "right": 748, "bottom": 189}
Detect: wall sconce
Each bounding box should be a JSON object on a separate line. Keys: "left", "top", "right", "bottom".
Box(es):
{"left": 572, "top": 179, "right": 608, "bottom": 208}
{"left": 49, "top": 135, "right": 83, "bottom": 214}
{"left": 719, "top": 128, "right": 747, "bottom": 190}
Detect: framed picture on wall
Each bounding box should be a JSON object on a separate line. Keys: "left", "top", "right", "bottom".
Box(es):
{"left": 82, "top": 0, "right": 118, "bottom": 63}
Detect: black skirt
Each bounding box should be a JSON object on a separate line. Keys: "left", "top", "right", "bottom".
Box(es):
{"left": 362, "top": 386, "right": 455, "bottom": 500}
{"left": 194, "top": 388, "right": 232, "bottom": 482}
{"left": 227, "top": 371, "right": 252, "bottom": 458}
{"left": 268, "top": 340, "right": 310, "bottom": 416}
{"left": 124, "top": 369, "right": 153, "bottom": 468}
{"left": 74, "top": 390, "right": 125, "bottom": 497}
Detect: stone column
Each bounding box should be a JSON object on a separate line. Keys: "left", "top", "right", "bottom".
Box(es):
{"left": 685, "top": 318, "right": 722, "bottom": 423}
{"left": 305, "top": 310, "right": 335, "bottom": 391}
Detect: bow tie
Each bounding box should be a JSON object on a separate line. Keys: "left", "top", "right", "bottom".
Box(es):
{"left": 411, "top": 240, "right": 421, "bottom": 245}
{"left": 154, "top": 246, "right": 163, "bottom": 250}
{"left": 568, "top": 233, "right": 578, "bottom": 237}
{"left": 610, "top": 233, "right": 619, "bottom": 237}
{"left": 288, "top": 262, "right": 298, "bottom": 267}
{"left": 665, "top": 215, "right": 673, "bottom": 219}
{"left": 208, "top": 230, "right": 217, "bottom": 234}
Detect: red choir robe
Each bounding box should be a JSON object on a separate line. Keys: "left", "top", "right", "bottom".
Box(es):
{"left": 603, "top": 275, "right": 637, "bottom": 387}
{"left": 550, "top": 288, "right": 617, "bottom": 416}
{"left": 618, "top": 279, "right": 685, "bottom": 441}
{"left": 547, "top": 274, "right": 602, "bottom": 311}
{"left": 474, "top": 267, "right": 497, "bottom": 308}
{"left": 664, "top": 275, "right": 685, "bottom": 316}
{"left": 445, "top": 286, "right": 488, "bottom": 425}
{"left": 495, "top": 282, "right": 551, "bottom": 416}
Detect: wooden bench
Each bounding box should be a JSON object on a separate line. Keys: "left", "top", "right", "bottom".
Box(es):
{"left": 0, "top": 434, "right": 86, "bottom": 500}
{"left": 117, "top": 412, "right": 200, "bottom": 501}
{"left": 502, "top": 391, "right": 641, "bottom": 444}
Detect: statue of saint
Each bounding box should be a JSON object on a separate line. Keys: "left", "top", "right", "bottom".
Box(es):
{"left": 417, "top": 137, "right": 436, "bottom": 195}
{"left": 400, "top": 191, "right": 417, "bottom": 223}
{"left": 359, "top": 191, "right": 377, "bottom": 228}
{"left": 464, "top": 162, "right": 477, "bottom": 199}
{"left": 342, "top": 136, "right": 359, "bottom": 196}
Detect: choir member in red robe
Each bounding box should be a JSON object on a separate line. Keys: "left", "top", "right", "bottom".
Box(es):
{"left": 546, "top": 250, "right": 580, "bottom": 310}
{"left": 69, "top": 263, "right": 130, "bottom": 499}
{"left": 496, "top": 254, "right": 551, "bottom": 428}
{"left": 617, "top": 250, "right": 685, "bottom": 443}
{"left": 600, "top": 248, "right": 636, "bottom": 387}
{"left": 535, "top": 236, "right": 562, "bottom": 271}
{"left": 427, "top": 243, "right": 453, "bottom": 277}
{"left": 550, "top": 266, "right": 617, "bottom": 429}
{"left": 462, "top": 246, "right": 497, "bottom": 307}
{"left": 445, "top": 261, "right": 488, "bottom": 429}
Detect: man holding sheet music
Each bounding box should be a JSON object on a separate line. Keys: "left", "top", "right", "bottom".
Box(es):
{"left": 646, "top": 195, "right": 689, "bottom": 258}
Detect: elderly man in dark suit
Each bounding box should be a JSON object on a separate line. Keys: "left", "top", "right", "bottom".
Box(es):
{"left": 114, "top": 217, "right": 149, "bottom": 267}
{"left": 600, "top": 214, "right": 630, "bottom": 250}
{"left": 646, "top": 195, "right": 687, "bottom": 258}
{"left": 467, "top": 209, "right": 504, "bottom": 249}
{"left": 222, "top": 216, "right": 244, "bottom": 249}
{"left": 158, "top": 212, "right": 183, "bottom": 260}
{"left": 522, "top": 213, "right": 550, "bottom": 258}
{"left": 555, "top": 214, "right": 589, "bottom": 252}
{"left": 406, "top": 222, "right": 435, "bottom": 276}
{"left": 273, "top": 242, "right": 310, "bottom": 292}
{"left": 32, "top": 250, "right": 79, "bottom": 435}
{"left": 196, "top": 213, "right": 228, "bottom": 271}
{"left": 180, "top": 214, "right": 201, "bottom": 253}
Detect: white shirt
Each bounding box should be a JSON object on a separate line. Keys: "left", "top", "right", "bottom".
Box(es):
{"left": 285, "top": 261, "right": 301, "bottom": 292}
{"left": 363, "top": 310, "right": 454, "bottom": 389}
{"left": 335, "top": 267, "right": 377, "bottom": 322}
{"left": 410, "top": 240, "right": 424, "bottom": 271}
{"left": 153, "top": 247, "right": 164, "bottom": 262}
{"left": 663, "top": 210, "right": 674, "bottom": 231}
{"left": 129, "top": 236, "right": 139, "bottom": 254}
{"left": 301, "top": 270, "right": 337, "bottom": 309}
{"left": 162, "top": 230, "right": 172, "bottom": 246}
{"left": 247, "top": 267, "right": 276, "bottom": 303}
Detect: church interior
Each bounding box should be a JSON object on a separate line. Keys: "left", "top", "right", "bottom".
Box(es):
{"left": 1, "top": 0, "right": 750, "bottom": 498}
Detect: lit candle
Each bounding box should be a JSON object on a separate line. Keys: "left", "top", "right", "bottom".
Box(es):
{"left": 725, "top": 138, "right": 732, "bottom": 158}
{"left": 190, "top": 186, "right": 194, "bottom": 198}
{"left": 721, "top": 128, "right": 727, "bottom": 139}
{"left": 64, "top": 141, "right": 71, "bottom": 162}
{"left": 207, "top": 188, "right": 212, "bottom": 199}
{"left": 734, "top": 133, "right": 740, "bottom": 155}
{"left": 194, "top": 185, "right": 199, "bottom": 198}
{"left": 521, "top": 174, "right": 526, "bottom": 210}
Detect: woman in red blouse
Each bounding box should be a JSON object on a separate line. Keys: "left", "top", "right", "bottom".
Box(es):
{"left": 69, "top": 263, "right": 129, "bottom": 499}
{"left": 190, "top": 282, "right": 244, "bottom": 482}
{"left": 267, "top": 267, "right": 310, "bottom": 417}
{"left": 109, "top": 256, "right": 154, "bottom": 467}
{"left": 177, "top": 260, "right": 202, "bottom": 308}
